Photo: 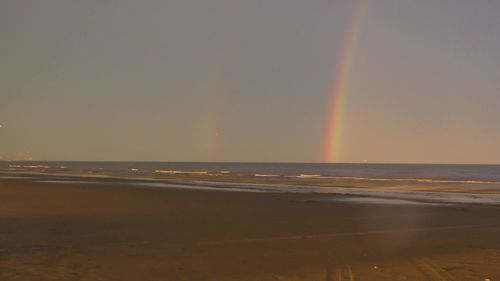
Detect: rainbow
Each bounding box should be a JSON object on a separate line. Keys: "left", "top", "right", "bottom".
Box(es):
{"left": 324, "top": 1, "right": 366, "bottom": 163}
{"left": 200, "top": 3, "right": 240, "bottom": 161}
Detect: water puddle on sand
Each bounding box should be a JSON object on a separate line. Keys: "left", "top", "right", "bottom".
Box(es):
{"left": 35, "top": 180, "right": 102, "bottom": 184}
{"left": 330, "top": 196, "right": 440, "bottom": 205}
{"left": 0, "top": 176, "right": 37, "bottom": 180}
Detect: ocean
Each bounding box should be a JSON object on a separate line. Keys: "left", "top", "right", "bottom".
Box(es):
{"left": 2, "top": 162, "right": 500, "bottom": 204}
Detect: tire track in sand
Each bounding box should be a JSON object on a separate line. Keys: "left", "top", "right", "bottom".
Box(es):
{"left": 199, "top": 223, "right": 497, "bottom": 245}
{"left": 414, "top": 258, "right": 456, "bottom": 281}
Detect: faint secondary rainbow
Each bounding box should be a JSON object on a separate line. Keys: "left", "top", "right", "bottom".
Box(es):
{"left": 324, "top": 1, "right": 366, "bottom": 163}
{"left": 200, "top": 2, "right": 241, "bottom": 161}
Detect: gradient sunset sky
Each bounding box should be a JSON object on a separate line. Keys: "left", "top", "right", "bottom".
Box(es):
{"left": 1, "top": 0, "right": 499, "bottom": 163}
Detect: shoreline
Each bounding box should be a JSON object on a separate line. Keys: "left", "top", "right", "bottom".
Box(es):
{"left": 2, "top": 171, "right": 500, "bottom": 206}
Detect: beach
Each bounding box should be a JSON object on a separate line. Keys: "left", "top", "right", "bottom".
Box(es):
{"left": 1, "top": 176, "right": 500, "bottom": 281}
{"left": 2, "top": 0, "right": 499, "bottom": 279}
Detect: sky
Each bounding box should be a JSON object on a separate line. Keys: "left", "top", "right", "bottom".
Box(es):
{"left": 1, "top": 0, "right": 499, "bottom": 163}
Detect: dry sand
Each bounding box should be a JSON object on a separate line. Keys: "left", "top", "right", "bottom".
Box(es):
{"left": 1, "top": 178, "right": 500, "bottom": 281}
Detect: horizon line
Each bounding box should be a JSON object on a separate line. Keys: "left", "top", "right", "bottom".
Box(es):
{"left": 1, "top": 160, "right": 499, "bottom": 166}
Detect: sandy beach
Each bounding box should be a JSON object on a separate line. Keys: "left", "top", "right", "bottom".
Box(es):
{"left": 1, "top": 177, "right": 500, "bottom": 281}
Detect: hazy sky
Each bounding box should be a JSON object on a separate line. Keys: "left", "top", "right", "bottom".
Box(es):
{"left": 1, "top": 0, "right": 499, "bottom": 163}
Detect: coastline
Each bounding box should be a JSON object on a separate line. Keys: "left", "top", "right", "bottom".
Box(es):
{"left": 1, "top": 177, "right": 500, "bottom": 280}
{"left": 3, "top": 170, "right": 500, "bottom": 206}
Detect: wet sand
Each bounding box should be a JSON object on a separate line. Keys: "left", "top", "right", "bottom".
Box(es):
{"left": 1, "top": 178, "right": 500, "bottom": 281}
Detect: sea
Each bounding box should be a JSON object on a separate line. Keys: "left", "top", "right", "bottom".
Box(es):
{"left": 2, "top": 162, "right": 500, "bottom": 205}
